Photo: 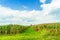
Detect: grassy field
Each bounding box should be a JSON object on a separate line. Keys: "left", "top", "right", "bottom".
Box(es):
{"left": 0, "top": 23, "right": 60, "bottom": 40}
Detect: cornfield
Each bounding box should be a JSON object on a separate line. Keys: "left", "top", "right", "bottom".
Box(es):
{"left": 0, "top": 23, "right": 60, "bottom": 35}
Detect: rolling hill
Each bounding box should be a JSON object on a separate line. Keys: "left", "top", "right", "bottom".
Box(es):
{"left": 0, "top": 23, "right": 60, "bottom": 40}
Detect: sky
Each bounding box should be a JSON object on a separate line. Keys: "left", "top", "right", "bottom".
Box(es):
{"left": 0, "top": 0, "right": 60, "bottom": 25}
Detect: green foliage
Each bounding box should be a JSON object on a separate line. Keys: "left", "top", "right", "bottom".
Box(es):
{"left": 0, "top": 23, "right": 60, "bottom": 40}
{"left": 0, "top": 23, "right": 60, "bottom": 34}
{"left": 0, "top": 24, "right": 29, "bottom": 34}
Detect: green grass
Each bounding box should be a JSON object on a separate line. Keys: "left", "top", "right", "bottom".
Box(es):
{"left": 0, "top": 30, "right": 60, "bottom": 40}
{"left": 0, "top": 23, "right": 60, "bottom": 40}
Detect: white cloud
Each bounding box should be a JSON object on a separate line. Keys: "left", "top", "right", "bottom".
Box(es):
{"left": 0, "top": 0, "right": 60, "bottom": 25}
{"left": 40, "top": 0, "right": 46, "bottom": 3}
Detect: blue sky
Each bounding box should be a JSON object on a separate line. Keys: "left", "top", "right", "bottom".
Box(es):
{"left": 0, "top": 0, "right": 51, "bottom": 10}
{"left": 0, "top": 0, "right": 60, "bottom": 25}
{"left": 0, "top": 0, "right": 41, "bottom": 10}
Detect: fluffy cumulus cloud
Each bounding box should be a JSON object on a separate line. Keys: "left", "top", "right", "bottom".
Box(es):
{"left": 40, "top": 0, "right": 46, "bottom": 3}
{"left": 0, "top": 0, "right": 60, "bottom": 25}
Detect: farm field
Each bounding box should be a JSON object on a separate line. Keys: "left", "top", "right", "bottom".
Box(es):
{"left": 0, "top": 0, "right": 60, "bottom": 40}
{"left": 0, "top": 23, "right": 60, "bottom": 40}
